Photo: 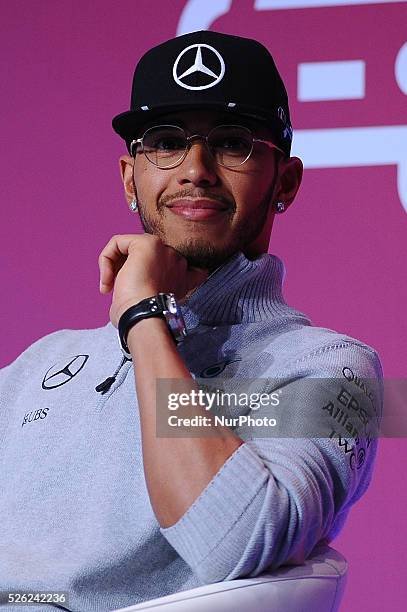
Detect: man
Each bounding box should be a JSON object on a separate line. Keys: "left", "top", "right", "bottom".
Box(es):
{"left": 0, "top": 31, "right": 383, "bottom": 612}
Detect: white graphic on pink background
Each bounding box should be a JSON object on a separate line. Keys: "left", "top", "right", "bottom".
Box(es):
{"left": 177, "top": 0, "right": 407, "bottom": 213}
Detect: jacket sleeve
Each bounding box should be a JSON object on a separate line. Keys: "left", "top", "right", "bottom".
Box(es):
{"left": 159, "top": 340, "right": 383, "bottom": 583}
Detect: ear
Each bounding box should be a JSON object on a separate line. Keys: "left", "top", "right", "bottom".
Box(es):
{"left": 274, "top": 156, "right": 303, "bottom": 210}
{"left": 119, "top": 155, "right": 136, "bottom": 205}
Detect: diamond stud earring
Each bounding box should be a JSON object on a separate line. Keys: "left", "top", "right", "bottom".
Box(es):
{"left": 275, "top": 201, "right": 285, "bottom": 213}
{"left": 129, "top": 198, "right": 138, "bottom": 213}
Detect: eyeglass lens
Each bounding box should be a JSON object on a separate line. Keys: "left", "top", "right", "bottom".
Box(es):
{"left": 141, "top": 125, "right": 254, "bottom": 168}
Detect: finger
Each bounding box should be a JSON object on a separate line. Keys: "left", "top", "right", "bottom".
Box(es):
{"left": 98, "top": 234, "right": 140, "bottom": 292}
{"left": 99, "top": 255, "right": 126, "bottom": 293}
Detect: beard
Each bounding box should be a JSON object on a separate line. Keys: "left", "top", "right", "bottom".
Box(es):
{"left": 134, "top": 178, "right": 277, "bottom": 272}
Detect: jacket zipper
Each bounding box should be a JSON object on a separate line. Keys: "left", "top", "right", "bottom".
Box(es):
{"left": 95, "top": 355, "right": 130, "bottom": 394}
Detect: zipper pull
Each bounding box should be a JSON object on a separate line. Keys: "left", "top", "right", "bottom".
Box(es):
{"left": 95, "top": 376, "right": 116, "bottom": 394}
{"left": 95, "top": 356, "right": 130, "bottom": 395}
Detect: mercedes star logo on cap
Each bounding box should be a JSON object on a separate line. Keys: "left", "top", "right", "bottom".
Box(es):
{"left": 173, "top": 43, "right": 225, "bottom": 91}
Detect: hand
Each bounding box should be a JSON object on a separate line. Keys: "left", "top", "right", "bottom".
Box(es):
{"left": 98, "top": 234, "right": 207, "bottom": 327}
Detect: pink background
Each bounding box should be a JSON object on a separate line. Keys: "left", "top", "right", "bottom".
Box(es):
{"left": 1, "top": 1, "right": 406, "bottom": 609}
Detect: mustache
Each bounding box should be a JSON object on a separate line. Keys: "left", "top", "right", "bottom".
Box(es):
{"left": 159, "top": 188, "right": 235, "bottom": 210}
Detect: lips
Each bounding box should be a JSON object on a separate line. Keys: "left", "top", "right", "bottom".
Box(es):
{"left": 166, "top": 198, "right": 230, "bottom": 220}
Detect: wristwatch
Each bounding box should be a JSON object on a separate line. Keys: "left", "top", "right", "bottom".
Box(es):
{"left": 118, "top": 292, "right": 188, "bottom": 359}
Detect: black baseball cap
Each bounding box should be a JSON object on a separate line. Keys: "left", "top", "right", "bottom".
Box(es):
{"left": 112, "top": 30, "right": 293, "bottom": 157}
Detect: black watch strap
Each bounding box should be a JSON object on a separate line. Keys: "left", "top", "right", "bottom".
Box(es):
{"left": 118, "top": 293, "right": 187, "bottom": 359}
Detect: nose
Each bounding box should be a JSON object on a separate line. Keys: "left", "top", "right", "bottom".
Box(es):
{"left": 176, "top": 137, "right": 218, "bottom": 187}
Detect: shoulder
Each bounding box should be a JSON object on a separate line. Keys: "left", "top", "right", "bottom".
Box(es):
{"left": 254, "top": 323, "right": 384, "bottom": 443}
{"left": 0, "top": 322, "right": 114, "bottom": 377}
{"left": 269, "top": 323, "right": 383, "bottom": 379}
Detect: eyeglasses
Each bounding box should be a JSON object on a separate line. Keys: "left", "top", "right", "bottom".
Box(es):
{"left": 130, "top": 124, "right": 285, "bottom": 169}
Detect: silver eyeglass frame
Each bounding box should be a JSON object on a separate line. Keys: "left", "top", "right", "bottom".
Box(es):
{"left": 129, "top": 124, "right": 286, "bottom": 169}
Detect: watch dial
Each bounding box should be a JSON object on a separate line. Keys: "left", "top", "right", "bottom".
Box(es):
{"left": 162, "top": 294, "right": 187, "bottom": 341}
